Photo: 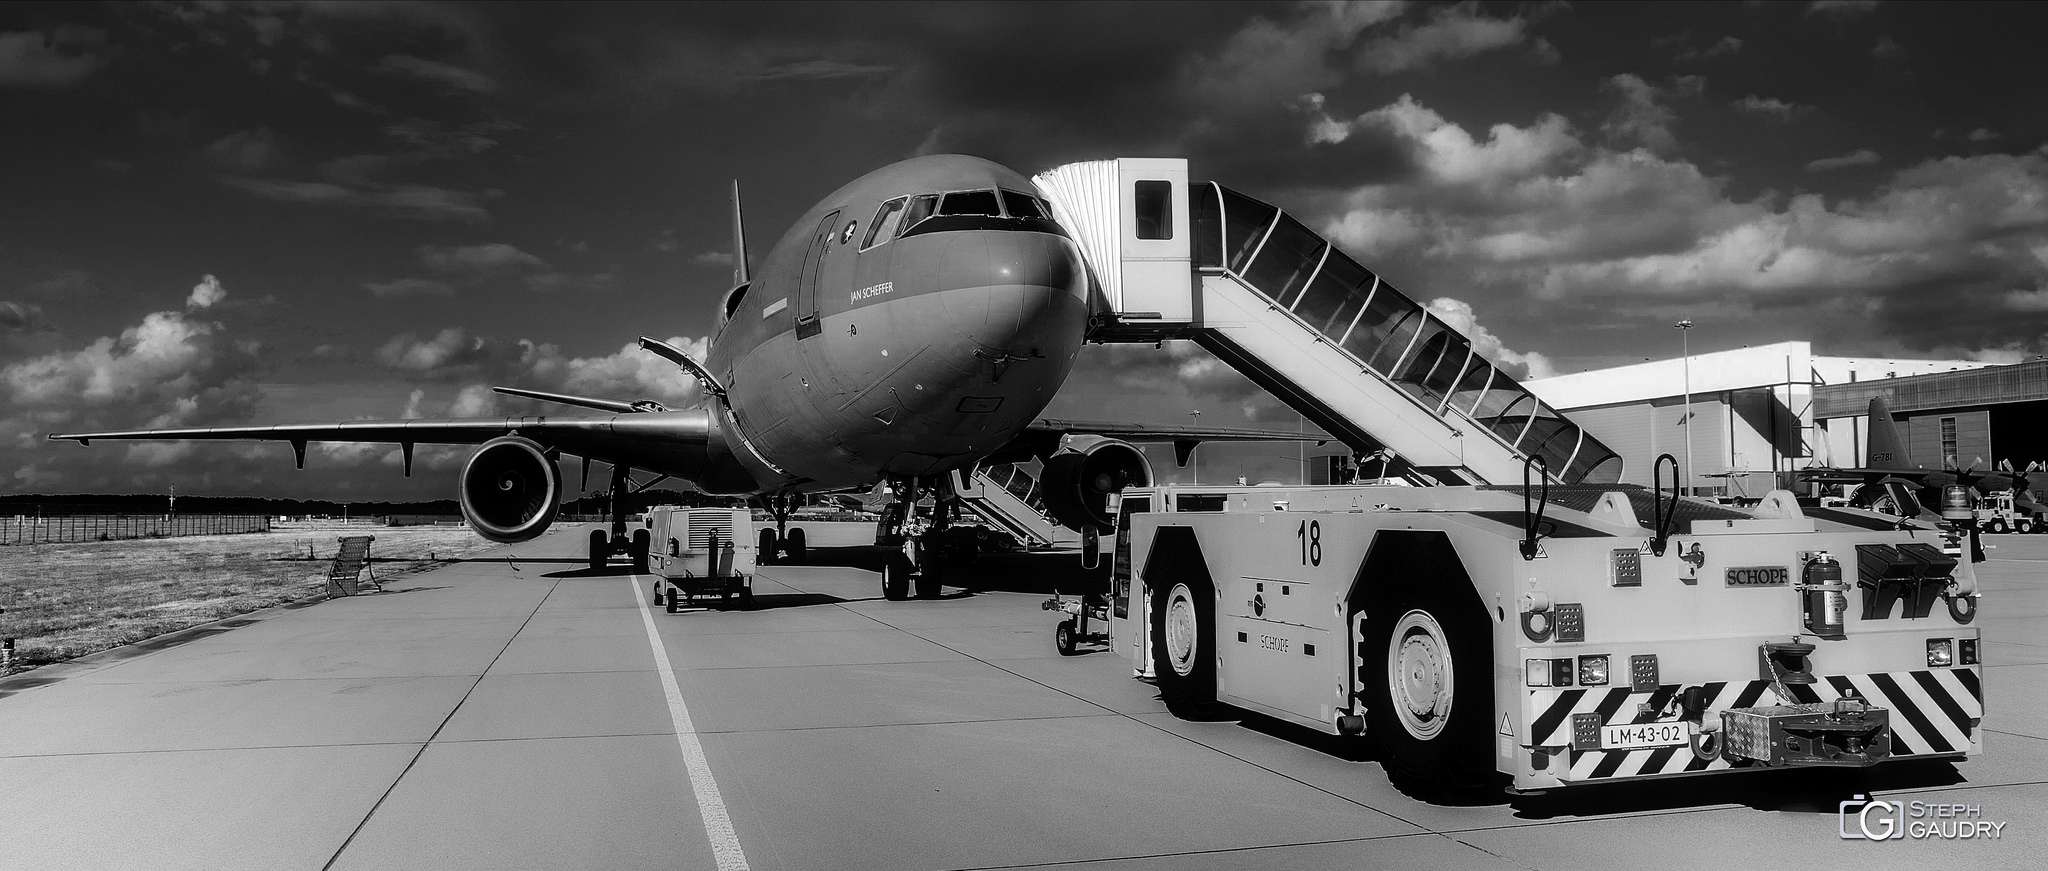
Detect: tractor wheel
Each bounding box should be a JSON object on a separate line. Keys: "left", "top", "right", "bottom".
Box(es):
{"left": 588, "top": 529, "right": 609, "bottom": 571}
{"left": 1365, "top": 590, "right": 1493, "bottom": 802}
{"left": 1152, "top": 580, "right": 1216, "bottom": 718}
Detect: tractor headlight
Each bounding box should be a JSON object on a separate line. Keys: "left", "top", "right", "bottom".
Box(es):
{"left": 1927, "top": 638, "right": 1954, "bottom": 668}
{"left": 1579, "top": 654, "right": 1610, "bottom": 686}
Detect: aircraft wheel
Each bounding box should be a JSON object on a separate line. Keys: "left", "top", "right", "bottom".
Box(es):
{"left": 1365, "top": 589, "right": 1493, "bottom": 801}
{"left": 1152, "top": 579, "right": 1216, "bottom": 718}
{"left": 1988, "top": 519, "right": 2008, "bottom": 535}
{"left": 663, "top": 586, "right": 679, "bottom": 614}
{"left": 757, "top": 528, "right": 778, "bottom": 566}
{"left": 785, "top": 527, "right": 807, "bottom": 564}
{"left": 1055, "top": 619, "right": 1079, "bottom": 656}
{"left": 588, "top": 529, "right": 609, "bottom": 570}
{"left": 631, "top": 529, "right": 651, "bottom": 572}
{"left": 881, "top": 554, "right": 912, "bottom": 601}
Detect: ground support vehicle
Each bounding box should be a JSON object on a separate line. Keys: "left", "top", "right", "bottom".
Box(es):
{"left": 1043, "top": 592, "right": 1110, "bottom": 655}
{"left": 1974, "top": 491, "right": 2043, "bottom": 534}
{"left": 647, "top": 508, "right": 756, "bottom": 611}
{"left": 1107, "top": 483, "right": 1985, "bottom": 799}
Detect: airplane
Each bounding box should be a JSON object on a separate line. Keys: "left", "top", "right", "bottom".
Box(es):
{"left": 49, "top": 154, "right": 1316, "bottom": 600}
{"left": 1798, "top": 395, "right": 2020, "bottom": 518}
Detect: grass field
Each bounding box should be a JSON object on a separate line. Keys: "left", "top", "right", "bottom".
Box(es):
{"left": 0, "top": 522, "right": 500, "bottom": 676}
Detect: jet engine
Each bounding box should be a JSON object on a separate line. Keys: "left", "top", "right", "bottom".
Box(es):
{"left": 1040, "top": 436, "right": 1152, "bottom": 533}
{"left": 460, "top": 436, "right": 563, "bottom": 543}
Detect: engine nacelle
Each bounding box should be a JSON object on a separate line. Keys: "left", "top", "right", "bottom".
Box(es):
{"left": 1040, "top": 436, "right": 1152, "bottom": 533}
{"left": 460, "top": 436, "right": 563, "bottom": 543}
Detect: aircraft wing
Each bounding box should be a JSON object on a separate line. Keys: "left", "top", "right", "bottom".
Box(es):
{"left": 48, "top": 411, "right": 715, "bottom": 477}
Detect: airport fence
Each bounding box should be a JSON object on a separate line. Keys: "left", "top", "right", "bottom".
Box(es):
{"left": 0, "top": 510, "right": 273, "bottom": 546}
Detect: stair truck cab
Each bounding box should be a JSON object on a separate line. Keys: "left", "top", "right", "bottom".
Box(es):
{"left": 648, "top": 507, "right": 756, "bottom": 611}
{"left": 1106, "top": 481, "right": 1984, "bottom": 799}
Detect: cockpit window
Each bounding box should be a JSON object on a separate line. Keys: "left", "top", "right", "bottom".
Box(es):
{"left": 938, "top": 189, "right": 1001, "bottom": 216}
{"left": 863, "top": 197, "right": 907, "bottom": 249}
{"left": 899, "top": 194, "right": 939, "bottom": 235}
{"left": 1000, "top": 189, "right": 1046, "bottom": 219}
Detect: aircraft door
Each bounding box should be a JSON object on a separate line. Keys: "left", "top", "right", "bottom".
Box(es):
{"left": 795, "top": 209, "right": 840, "bottom": 340}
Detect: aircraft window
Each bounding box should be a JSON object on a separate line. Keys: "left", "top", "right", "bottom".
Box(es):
{"left": 864, "top": 197, "right": 908, "bottom": 249}
{"left": 1192, "top": 183, "right": 1224, "bottom": 268}
{"left": 899, "top": 194, "right": 939, "bottom": 235}
{"left": 1000, "top": 189, "right": 1045, "bottom": 219}
{"left": 1240, "top": 212, "right": 1325, "bottom": 307}
{"left": 938, "top": 189, "right": 1001, "bottom": 216}
{"left": 1292, "top": 251, "right": 1372, "bottom": 338}
{"left": 1218, "top": 186, "right": 1278, "bottom": 272}
{"left": 1133, "top": 180, "right": 1172, "bottom": 240}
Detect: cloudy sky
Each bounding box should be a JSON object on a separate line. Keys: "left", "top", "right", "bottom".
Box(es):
{"left": 5, "top": 0, "right": 2047, "bottom": 498}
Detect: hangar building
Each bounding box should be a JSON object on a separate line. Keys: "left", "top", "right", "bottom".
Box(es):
{"left": 1524, "top": 341, "right": 2002, "bottom": 497}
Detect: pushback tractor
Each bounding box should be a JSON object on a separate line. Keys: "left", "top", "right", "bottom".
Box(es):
{"left": 1105, "top": 474, "right": 1985, "bottom": 799}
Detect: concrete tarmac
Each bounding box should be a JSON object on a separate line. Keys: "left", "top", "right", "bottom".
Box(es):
{"left": 1, "top": 522, "right": 2041, "bottom": 870}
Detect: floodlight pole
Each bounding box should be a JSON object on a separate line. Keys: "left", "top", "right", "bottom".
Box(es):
{"left": 1676, "top": 319, "right": 1694, "bottom": 496}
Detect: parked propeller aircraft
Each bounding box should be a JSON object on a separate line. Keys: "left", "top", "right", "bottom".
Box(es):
{"left": 51, "top": 155, "right": 1311, "bottom": 599}
{"left": 1799, "top": 396, "right": 2028, "bottom": 518}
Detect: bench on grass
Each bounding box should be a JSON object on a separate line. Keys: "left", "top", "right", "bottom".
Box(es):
{"left": 328, "top": 535, "right": 379, "bottom": 596}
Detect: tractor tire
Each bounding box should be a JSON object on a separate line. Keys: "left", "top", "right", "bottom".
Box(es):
{"left": 1988, "top": 518, "right": 2008, "bottom": 535}
{"left": 1055, "top": 619, "right": 1079, "bottom": 656}
{"left": 588, "top": 529, "right": 609, "bottom": 571}
{"left": 663, "top": 586, "right": 679, "bottom": 614}
{"left": 1152, "top": 579, "right": 1216, "bottom": 719}
{"left": 757, "top": 528, "right": 778, "bottom": 566}
{"left": 1365, "top": 589, "right": 1494, "bottom": 802}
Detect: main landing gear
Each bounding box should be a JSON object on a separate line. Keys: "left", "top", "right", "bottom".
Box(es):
{"left": 756, "top": 492, "right": 807, "bottom": 566}
{"left": 874, "top": 477, "right": 954, "bottom": 601}
{"left": 587, "top": 463, "right": 651, "bottom": 572}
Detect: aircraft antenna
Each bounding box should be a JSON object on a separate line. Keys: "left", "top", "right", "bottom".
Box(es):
{"left": 730, "top": 179, "right": 750, "bottom": 289}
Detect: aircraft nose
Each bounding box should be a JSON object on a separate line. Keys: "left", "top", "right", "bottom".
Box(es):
{"left": 934, "top": 231, "right": 1089, "bottom": 353}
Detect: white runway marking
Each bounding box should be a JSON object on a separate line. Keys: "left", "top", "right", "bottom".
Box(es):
{"left": 633, "top": 578, "right": 751, "bottom": 871}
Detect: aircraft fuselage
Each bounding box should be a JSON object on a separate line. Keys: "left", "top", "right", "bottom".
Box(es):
{"left": 698, "top": 155, "right": 1090, "bottom": 494}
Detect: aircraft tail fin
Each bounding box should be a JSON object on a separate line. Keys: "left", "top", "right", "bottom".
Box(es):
{"left": 730, "top": 179, "right": 750, "bottom": 290}
{"left": 1866, "top": 396, "right": 1910, "bottom": 467}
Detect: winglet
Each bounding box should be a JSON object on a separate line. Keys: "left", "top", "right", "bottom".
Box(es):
{"left": 731, "top": 179, "right": 750, "bottom": 290}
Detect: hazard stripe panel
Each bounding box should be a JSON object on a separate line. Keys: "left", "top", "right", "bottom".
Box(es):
{"left": 1525, "top": 668, "right": 1980, "bottom": 782}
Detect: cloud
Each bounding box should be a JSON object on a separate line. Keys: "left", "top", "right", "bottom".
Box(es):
{"left": 376, "top": 55, "right": 498, "bottom": 93}
{"left": 186, "top": 275, "right": 226, "bottom": 310}
{"left": 1873, "top": 35, "right": 1903, "bottom": 59}
{"left": 743, "top": 59, "right": 893, "bottom": 81}
{"left": 417, "top": 243, "right": 546, "bottom": 273}
{"left": 1731, "top": 95, "right": 1801, "bottom": 119}
{"left": 203, "top": 128, "right": 280, "bottom": 173}
{"left": 1808, "top": 0, "right": 1881, "bottom": 18}
{"left": 1426, "top": 297, "right": 1555, "bottom": 379}
{"left": 1600, "top": 74, "right": 1692, "bottom": 154}
{"left": 691, "top": 250, "right": 734, "bottom": 266}
{"left": 524, "top": 271, "right": 620, "bottom": 293}
{"left": 0, "top": 27, "right": 107, "bottom": 88}
{"left": 1968, "top": 128, "right": 1999, "bottom": 142}
{"left": 1, "top": 301, "right": 50, "bottom": 334}
{"left": 219, "top": 177, "right": 492, "bottom": 222}
{"left": 1805, "top": 149, "right": 1881, "bottom": 172}
{"left": 370, "top": 329, "right": 712, "bottom": 408}
{"left": 1, "top": 281, "right": 264, "bottom": 488}
{"left": 1356, "top": 2, "right": 1534, "bottom": 73}
{"left": 363, "top": 277, "right": 456, "bottom": 298}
